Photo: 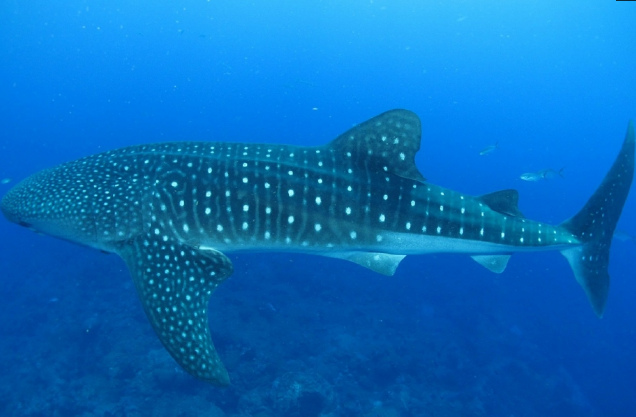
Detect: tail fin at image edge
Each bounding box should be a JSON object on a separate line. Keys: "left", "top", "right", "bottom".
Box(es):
{"left": 560, "top": 120, "right": 635, "bottom": 317}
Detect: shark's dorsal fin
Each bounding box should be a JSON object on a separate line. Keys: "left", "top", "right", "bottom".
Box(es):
{"left": 117, "top": 233, "right": 234, "bottom": 386}
{"left": 328, "top": 109, "right": 426, "bottom": 183}
{"left": 479, "top": 189, "right": 524, "bottom": 217}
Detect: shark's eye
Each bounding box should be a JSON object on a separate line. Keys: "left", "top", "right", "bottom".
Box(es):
{"left": 18, "top": 221, "right": 32, "bottom": 228}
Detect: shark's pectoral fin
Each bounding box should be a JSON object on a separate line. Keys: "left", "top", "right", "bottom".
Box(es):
{"left": 471, "top": 254, "right": 511, "bottom": 273}
{"left": 324, "top": 252, "right": 406, "bottom": 276}
{"left": 117, "top": 233, "right": 234, "bottom": 386}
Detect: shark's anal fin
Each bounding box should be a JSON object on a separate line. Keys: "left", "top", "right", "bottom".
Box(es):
{"left": 324, "top": 252, "right": 406, "bottom": 276}
{"left": 329, "top": 109, "right": 426, "bottom": 183}
{"left": 118, "top": 234, "right": 234, "bottom": 385}
{"left": 471, "top": 254, "right": 511, "bottom": 273}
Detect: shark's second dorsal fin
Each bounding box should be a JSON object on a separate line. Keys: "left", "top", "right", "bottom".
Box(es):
{"left": 328, "top": 109, "right": 426, "bottom": 183}
{"left": 479, "top": 189, "right": 524, "bottom": 217}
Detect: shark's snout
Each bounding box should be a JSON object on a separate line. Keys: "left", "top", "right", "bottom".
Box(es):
{"left": 1, "top": 159, "right": 146, "bottom": 249}
{"left": 1, "top": 185, "right": 26, "bottom": 226}
{"left": 1, "top": 169, "right": 54, "bottom": 228}
{"left": 1, "top": 169, "right": 85, "bottom": 236}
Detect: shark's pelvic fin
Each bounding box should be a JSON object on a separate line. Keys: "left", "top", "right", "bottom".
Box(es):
{"left": 479, "top": 189, "right": 524, "bottom": 218}
{"left": 324, "top": 252, "right": 406, "bottom": 276}
{"left": 328, "top": 109, "right": 426, "bottom": 183}
{"left": 118, "top": 233, "right": 234, "bottom": 385}
{"left": 560, "top": 120, "right": 635, "bottom": 317}
{"left": 471, "top": 254, "right": 511, "bottom": 273}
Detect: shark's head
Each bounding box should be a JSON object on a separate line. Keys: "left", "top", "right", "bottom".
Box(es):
{"left": 1, "top": 174, "right": 37, "bottom": 228}
{"left": 1, "top": 168, "right": 82, "bottom": 237}
{"left": 1, "top": 154, "right": 145, "bottom": 251}
{"left": 2, "top": 148, "right": 235, "bottom": 385}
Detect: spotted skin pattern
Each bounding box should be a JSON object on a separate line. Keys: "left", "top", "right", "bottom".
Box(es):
{"left": 2, "top": 111, "right": 633, "bottom": 385}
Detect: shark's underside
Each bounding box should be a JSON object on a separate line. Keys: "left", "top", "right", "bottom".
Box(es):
{"left": 1, "top": 110, "right": 634, "bottom": 385}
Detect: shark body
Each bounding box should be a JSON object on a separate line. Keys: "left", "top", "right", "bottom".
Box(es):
{"left": 2, "top": 110, "right": 634, "bottom": 385}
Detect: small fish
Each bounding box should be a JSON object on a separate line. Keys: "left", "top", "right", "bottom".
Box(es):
{"left": 1, "top": 178, "right": 11, "bottom": 185}
{"left": 520, "top": 168, "right": 564, "bottom": 182}
{"left": 537, "top": 168, "right": 565, "bottom": 180}
{"left": 479, "top": 142, "right": 499, "bottom": 156}
{"left": 297, "top": 79, "right": 317, "bottom": 87}
{"left": 613, "top": 230, "right": 636, "bottom": 244}
{"left": 519, "top": 172, "right": 544, "bottom": 182}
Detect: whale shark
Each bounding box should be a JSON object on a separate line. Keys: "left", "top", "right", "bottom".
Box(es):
{"left": 1, "top": 110, "right": 634, "bottom": 385}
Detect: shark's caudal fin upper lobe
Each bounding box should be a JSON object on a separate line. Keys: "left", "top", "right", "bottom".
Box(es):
{"left": 560, "top": 121, "right": 635, "bottom": 317}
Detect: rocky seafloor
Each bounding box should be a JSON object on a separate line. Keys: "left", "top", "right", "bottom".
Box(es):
{"left": 0, "top": 243, "right": 596, "bottom": 417}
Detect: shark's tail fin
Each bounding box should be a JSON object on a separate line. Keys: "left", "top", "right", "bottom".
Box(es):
{"left": 560, "top": 121, "right": 634, "bottom": 317}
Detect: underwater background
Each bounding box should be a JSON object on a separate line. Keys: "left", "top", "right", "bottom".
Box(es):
{"left": 1, "top": 1, "right": 635, "bottom": 416}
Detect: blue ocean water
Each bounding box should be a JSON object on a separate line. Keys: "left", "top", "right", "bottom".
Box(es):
{"left": 1, "top": 1, "right": 635, "bottom": 416}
